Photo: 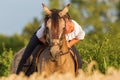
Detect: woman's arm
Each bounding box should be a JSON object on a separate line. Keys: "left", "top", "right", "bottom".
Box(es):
{"left": 65, "top": 19, "right": 85, "bottom": 48}
{"left": 67, "top": 38, "right": 80, "bottom": 48}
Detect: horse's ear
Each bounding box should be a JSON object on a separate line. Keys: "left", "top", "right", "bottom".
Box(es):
{"left": 42, "top": 3, "right": 52, "bottom": 15}
{"left": 59, "top": 4, "right": 70, "bottom": 17}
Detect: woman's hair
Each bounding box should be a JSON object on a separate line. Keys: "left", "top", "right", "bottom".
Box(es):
{"left": 63, "top": 13, "right": 71, "bottom": 20}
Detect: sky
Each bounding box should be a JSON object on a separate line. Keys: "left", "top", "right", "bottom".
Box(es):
{"left": 0, "top": 0, "right": 49, "bottom": 36}
{"left": 0, "top": 0, "right": 117, "bottom": 36}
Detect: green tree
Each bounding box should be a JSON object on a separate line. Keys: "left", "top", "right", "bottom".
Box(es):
{"left": 117, "top": 0, "right": 120, "bottom": 20}
{"left": 70, "top": 0, "right": 120, "bottom": 72}
{"left": 0, "top": 48, "right": 13, "bottom": 76}
{"left": 0, "top": 34, "right": 24, "bottom": 54}
{"left": 49, "top": 0, "right": 60, "bottom": 9}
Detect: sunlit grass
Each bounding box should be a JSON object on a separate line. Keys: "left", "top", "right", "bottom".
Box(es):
{"left": 0, "top": 61, "right": 120, "bottom": 80}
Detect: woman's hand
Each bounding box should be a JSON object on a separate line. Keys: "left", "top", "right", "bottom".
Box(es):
{"left": 39, "top": 37, "right": 47, "bottom": 45}
{"left": 67, "top": 42, "right": 71, "bottom": 48}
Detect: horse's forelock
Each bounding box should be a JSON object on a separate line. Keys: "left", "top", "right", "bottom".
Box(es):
{"left": 51, "top": 9, "right": 60, "bottom": 28}
{"left": 52, "top": 10, "right": 60, "bottom": 38}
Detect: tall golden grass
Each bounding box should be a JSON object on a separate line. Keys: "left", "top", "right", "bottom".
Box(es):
{"left": 0, "top": 61, "right": 120, "bottom": 80}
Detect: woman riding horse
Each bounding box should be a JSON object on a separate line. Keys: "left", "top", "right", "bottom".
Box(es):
{"left": 16, "top": 4, "right": 85, "bottom": 75}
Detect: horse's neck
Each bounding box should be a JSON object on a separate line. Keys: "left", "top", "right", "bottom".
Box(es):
{"left": 61, "top": 37, "right": 69, "bottom": 53}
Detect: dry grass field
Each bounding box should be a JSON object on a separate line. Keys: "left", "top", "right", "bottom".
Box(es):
{"left": 0, "top": 61, "right": 120, "bottom": 80}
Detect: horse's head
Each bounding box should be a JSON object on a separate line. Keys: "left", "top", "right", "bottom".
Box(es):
{"left": 42, "top": 3, "right": 70, "bottom": 60}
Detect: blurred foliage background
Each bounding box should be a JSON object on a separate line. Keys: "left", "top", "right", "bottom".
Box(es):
{"left": 0, "top": 0, "right": 120, "bottom": 76}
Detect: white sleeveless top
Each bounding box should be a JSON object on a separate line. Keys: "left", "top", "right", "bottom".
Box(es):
{"left": 36, "top": 20, "right": 85, "bottom": 41}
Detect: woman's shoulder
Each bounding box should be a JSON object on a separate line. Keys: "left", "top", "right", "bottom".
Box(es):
{"left": 71, "top": 19, "right": 82, "bottom": 29}
{"left": 71, "top": 19, "right": 78, "bottom": 23}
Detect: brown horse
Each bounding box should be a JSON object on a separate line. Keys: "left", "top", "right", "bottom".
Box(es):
{"left": 36, "top": 4, "right": 78, "bottom": 76}
{"left": 10, "top": 4, "right": 78, "bottom": 76}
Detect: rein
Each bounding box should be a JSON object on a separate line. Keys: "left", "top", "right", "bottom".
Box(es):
{"left": 59, "top": 50, "right": 69, "bottom": 56}
{"left": 50, "top": 48, "right": 70, "bottom": 62}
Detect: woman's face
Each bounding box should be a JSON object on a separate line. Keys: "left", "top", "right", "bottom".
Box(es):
{"left": 65, "top": 18, "right": 74, "bottom": 34}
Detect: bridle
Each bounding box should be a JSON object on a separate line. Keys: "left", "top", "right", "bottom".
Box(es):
{"left": 45, "top": 17, "right": 70, "bottom": 61}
